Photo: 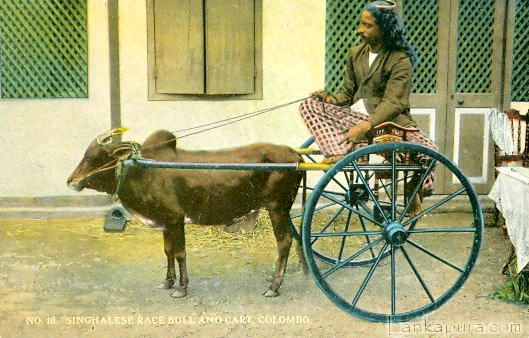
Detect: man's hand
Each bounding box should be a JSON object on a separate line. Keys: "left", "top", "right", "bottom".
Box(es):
{"left": 311, "top": 90, "right": 337, "bottom": 104}
{"left": 338, "top": 120, "right": 372, "bottom": 145}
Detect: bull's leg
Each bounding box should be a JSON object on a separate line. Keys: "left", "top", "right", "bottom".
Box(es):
{"left": 292, "top": 219, "right": 309, "bottom": 274}
{"left": 264, "top": 208, "right": 293, "bottom": 297}
{"left": 158, "top": 229, "right": 177, "bottom": 289}
{"left": 170, "top": 223, "right": 189, "bottom": 298}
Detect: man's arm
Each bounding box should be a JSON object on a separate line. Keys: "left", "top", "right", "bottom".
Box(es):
{"left": 367, "top": 54, "right": 412, "bottom": 127}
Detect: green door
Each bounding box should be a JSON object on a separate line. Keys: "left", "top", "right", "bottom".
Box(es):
{"left": 405, "top": 0, "right": 506, "bottom": 194}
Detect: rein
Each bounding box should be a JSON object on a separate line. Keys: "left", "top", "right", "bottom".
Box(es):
{"left": 131, "top": 97, "right": 309, "bottom": 153}
{"left": 75, "top": 141, "right": 142, "bottom": 201}
{"left": 82, "top": 98, "right": 310, "bottom": 200}
{"left": 79, "top": 158, "right": 121, "bottom": 179}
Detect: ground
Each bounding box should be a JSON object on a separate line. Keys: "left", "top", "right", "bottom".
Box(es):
{"left": 0, "top": 214, "right": 528, "bottom": 338}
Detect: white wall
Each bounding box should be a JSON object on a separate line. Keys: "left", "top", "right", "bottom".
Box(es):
{"left": 511, "top": 102, "right": 529, "bottom": 115}
{"left": 0, "top": 0, "right": 326, "bottom": 197}
{"left": 119, "top": 0, "right": 325, "bottom": 150}
{"left": 0, "top": 0, "right": 111, "bottom": 197}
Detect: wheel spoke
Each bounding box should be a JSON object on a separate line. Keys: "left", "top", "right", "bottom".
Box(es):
{"left": 351, "top": 161, "right": 390, "bottom": 224}
{"left": 351, "top": 242, "right": 390, "bottom": 307}
{"left": 407, "top": 239, "right": 464, "bottom": 273}
{"left": 378, "top": 178, "right": 403, "bottom": 218}
{"left": 344, "top": 170, "right": 350, "bottom": 185}
{"left": 356, "top": 200, "right": 378, "bottom": 221}
{"left": 306, "top": 186, "right": 346, "bottom": 197}
{"left": 311, "top": 206, "right": 346, "bottom": 245}
{"left": 391, "top": 150, "right": 397, "bottom": 221}
{"left": 338, "top": 210, "right": 353, "bottom": 261}
{"left": 310, "top": 230, "right": 383, "bottom": 238}
{"left": 305, "top": 154, "right": 318, "bottom": 163}
{"left": 322, "top": 236, "right": 385, "bottom": 279}
{"left": 402, "top": 187, "right": 466, "bottom": 227}
{"left": 407, "top": 227, "right": 476, "bottom": 234}
{"left": 321, "top": 192, "right": 382, "bottom": 226}
{"left": 391, "top": 244, "right": 396, "bottom": 315}
{"left": 398, "top": 159, "right": 437, "bottom": 223}
{"left": 359, "top": 215, "right": 376, "bottom": 259}
{"left": 401, "top": 246, "right": 435, "bottom": 303}
{"left": 331, "top": 177, "right": 349, "bottom": 192}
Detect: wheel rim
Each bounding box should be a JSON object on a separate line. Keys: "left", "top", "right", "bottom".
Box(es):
{"left": 302, "top": 142, "right": 483, "bottom": 322}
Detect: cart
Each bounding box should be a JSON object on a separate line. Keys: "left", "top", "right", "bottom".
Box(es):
{"left": 123, "top": 122, "right": 483, "bottom": 323}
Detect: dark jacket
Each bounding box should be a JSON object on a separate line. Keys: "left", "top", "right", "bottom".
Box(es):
{"left": 333, "top": 43, "right": 416, "bottom": 128}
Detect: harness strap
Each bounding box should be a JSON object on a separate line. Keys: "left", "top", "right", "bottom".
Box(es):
{"left": 112, "top": 141, "right": 142, "bottom": 202}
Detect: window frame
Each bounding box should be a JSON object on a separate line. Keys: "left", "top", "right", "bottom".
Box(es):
{"left": 146, "top": 0, "right": 263, "bottom": 101}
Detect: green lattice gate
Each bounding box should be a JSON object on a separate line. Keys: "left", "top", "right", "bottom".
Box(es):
{"left": 0, "top": 0, "right": 88, "bottom": 98}
{"left": 511, "top": 0, "right": 529, "bottom": 102}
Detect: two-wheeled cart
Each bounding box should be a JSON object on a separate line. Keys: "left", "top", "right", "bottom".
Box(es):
{"left": 124, "top": 122, "right": 483, "bottom": 323}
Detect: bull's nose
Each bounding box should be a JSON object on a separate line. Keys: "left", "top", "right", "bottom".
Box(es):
{"left": 66, "top": 177, "right": 72, "bottom": 185}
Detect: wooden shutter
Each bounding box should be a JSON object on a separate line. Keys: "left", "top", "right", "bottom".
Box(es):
{"left": 205, "top": 0, "right": 255, "bottom": 94}
{"left": 154, "top": 0, "right": 205, "bottom": 94}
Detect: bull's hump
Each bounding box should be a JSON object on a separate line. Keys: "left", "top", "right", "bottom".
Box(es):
{"left": 142, "top": 130, "right": 177, "bottom": 150}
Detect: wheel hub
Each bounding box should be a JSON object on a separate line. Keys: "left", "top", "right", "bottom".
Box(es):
{"left": 383, "top": 222, "right": 407, "bottom": 246}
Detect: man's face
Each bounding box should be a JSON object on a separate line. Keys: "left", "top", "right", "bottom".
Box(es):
{"left": 357, "top": 10, "right": 382, "bottom": 46}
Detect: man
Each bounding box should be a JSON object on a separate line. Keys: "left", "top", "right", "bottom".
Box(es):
{"left": 299, "top": 0, "right": 438, "bottom": 209}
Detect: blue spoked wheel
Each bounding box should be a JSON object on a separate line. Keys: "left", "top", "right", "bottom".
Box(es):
{"left": 302, "top": 142, "right": 483, "bottom": 322}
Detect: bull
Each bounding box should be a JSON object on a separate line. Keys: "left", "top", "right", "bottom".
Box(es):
{"left": 67, "top": 128, "right": 306, "bottom": 298}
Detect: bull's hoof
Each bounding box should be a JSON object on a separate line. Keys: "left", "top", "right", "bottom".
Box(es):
{"left": 263, "top": 289, "right": 279, "bottom": 297}
{"left": 171, "top": 288, "right": 188, "bottom": 298}
{"left": 157, "top": 279, "right": 175, "bottom": 289}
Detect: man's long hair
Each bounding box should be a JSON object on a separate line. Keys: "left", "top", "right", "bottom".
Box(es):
{"left": 365, "top": 1, "right": 418, "bottom": 66}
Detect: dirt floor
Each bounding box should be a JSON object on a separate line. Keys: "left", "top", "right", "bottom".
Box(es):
{"left": 1, "top": 214, "right": 528, "bottom": 338}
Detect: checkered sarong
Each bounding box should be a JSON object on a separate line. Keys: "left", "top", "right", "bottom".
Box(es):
{"left": 299, "top": 97, "right": 438, "bottom": 196}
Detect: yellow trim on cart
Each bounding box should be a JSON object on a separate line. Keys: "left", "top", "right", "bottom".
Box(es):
{"left": 297, "top": 162, "right": 332, "bottom": 171}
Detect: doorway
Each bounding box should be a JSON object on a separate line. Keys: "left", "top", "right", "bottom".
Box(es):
{"left": 406, "top": 0, "right": 506, "bottom": 194}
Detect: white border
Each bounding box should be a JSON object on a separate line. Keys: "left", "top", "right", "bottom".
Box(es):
{"left": 452, "top": 108, "right": 490, "bottom": 184}
{"left": 410, "top": 108, "right": 436, "bottom": 142}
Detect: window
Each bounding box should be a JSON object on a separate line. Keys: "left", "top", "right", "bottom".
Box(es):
{"left": 0, "top": 0, "right": 88, "bottom": 99}
{"left": 147, "top": 0, "right": 262, "bottom": 100}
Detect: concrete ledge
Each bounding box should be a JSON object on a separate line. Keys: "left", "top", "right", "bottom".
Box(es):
{"left": 0, "top": 195, "right": 113, "bottom": 219}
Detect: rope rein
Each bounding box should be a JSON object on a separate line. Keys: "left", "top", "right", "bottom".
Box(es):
{"left": 169, "top": 97, "right": 309, "bottom": 139}
{"left": 78, "top": 98, "right": 309, "bottom": 196}
{"left": 78, "top": 158, "right": 121, "bottom": 179}
{"left": 140, "top": 97, "right": 309, "bottom": 152}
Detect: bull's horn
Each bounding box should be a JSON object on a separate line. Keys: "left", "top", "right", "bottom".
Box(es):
{"left": 96, "top": 127, "right": 129, "bottom": 145}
